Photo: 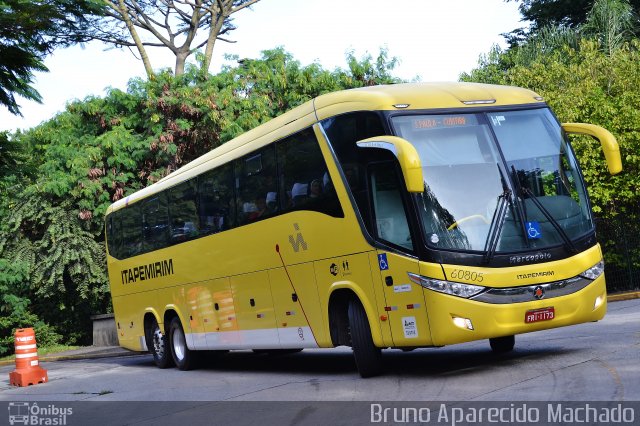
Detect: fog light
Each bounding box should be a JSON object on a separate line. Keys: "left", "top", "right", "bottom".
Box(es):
{"left": 594, "top": 295, "right": 604, "bottom": 310}
{"left": 452, "top": 316, "right": 474, "bottom": 330}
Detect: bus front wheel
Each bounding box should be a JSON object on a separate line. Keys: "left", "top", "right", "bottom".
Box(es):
{"left": 348, "top": 298, "right": 383, "bottom": 378}
{"left": 169, "top": 317, "right": 196, "bottom": 370}
{"left": 490, "top": 335, "right": 515, "bottom": 353}
{"left": 145, "top": 317, "right": 173, "bottom": 369}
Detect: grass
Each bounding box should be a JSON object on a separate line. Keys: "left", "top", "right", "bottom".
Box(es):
{"left": 0, "top": 344, "right": 80, "bottom": 362}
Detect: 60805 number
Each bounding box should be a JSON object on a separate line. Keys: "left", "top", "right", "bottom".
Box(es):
{"left": 449, "top": 269, "right": 484, "bottom": 283}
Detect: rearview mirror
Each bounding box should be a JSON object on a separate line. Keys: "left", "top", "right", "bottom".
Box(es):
{"left": 562, "top": 123, "right": 622, "bottom": 175}
{"left": 356, "top": 136, "right": 424, "bottom": 193}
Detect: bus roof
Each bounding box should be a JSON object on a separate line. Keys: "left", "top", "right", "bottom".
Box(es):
{"left": 106, "top": 82, "right": 543, "bottom": 214}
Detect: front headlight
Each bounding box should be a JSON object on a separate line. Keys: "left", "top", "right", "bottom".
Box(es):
{"left": 408, "top": 272, "right": 485, "bottom": 298}
{"left": 580, "top": 260, "right": 604, "bottom": 280}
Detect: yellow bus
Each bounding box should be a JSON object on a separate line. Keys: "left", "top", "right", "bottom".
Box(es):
{"left": 105, "top": 83, "right": 621, "bottom": 377}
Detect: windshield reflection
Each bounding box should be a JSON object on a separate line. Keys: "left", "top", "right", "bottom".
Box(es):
{"left": 391, "top": 109, "right": 593, "bottom": 253}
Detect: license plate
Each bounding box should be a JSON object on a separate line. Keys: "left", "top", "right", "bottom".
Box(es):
{"left": 525, "top": 307, "right": 555, "bottom": 324}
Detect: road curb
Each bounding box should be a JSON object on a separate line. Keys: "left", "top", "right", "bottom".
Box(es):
{"left": 608, "top": 291, "right": 640, "bottom": 302}
{"left": 0, "top": 349, "right": 146, "bottom": 367}
{"left": 39, "top": 350, "right": 147, "bottom": 363}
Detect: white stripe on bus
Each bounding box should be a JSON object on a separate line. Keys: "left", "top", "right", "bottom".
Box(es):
{"left": 186, "top": 326, "right": 318, "bottom": 350}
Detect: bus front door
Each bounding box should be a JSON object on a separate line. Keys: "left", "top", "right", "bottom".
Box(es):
{"left": 376, "top": 251, "right": 433, "bottom": 347}
{"left": 368, "top": 162, "right": 433, "bottom": 347}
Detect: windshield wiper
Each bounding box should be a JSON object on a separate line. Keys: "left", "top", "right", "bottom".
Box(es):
{"left": 510, "top": 165, "right": 576, "bottom": 253}
{"left": 521, "top": 186, "right": 578, "bottom": 254}
{"left": 482, "top": 165, "right": 513, "bottom": 264}
{"left": 482, "top": 188, "right": 511, "bottom": 264}
{"left": 509, "top": 166, "right": 532, "bottom": 249}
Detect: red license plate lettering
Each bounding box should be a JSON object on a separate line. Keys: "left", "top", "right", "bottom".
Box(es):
{"left": 525, "top": 307, "right": 555, "bottom": 324}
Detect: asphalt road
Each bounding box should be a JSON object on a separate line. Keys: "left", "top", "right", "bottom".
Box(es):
{"left": 0, "top": 299, "right": 638, "bottom": 425}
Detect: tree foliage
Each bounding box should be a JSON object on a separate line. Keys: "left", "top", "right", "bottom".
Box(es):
{"left": 504, "top": 0, "right": 640, "bottom": 45}
{"left": 0, "top": 0, "right": 103, "bottom": 115}
{"left": 0, "top": 48, "right": 401, "bottom": 345}
{"left": 581, "top": 0, "right": 639, "bottom": 54}
{"left": 0, "top": 131, "right": 30, "bottom": 180}
{"left": 0, "top": 259, "right": 61, "bottom": 356}
{"left": 502, "top": 0, "right": 638, "bottom": 61}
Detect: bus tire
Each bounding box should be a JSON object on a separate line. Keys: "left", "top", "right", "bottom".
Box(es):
{"left": 169, "top": 317, "right": 196, "bottom": 371}
{"left": 348, "top": 298, "right": 383, "bottom": 378}
{"left": 490, "top": 335, "right": 515, "bottom": 353}
{"left": 145, "top": 317, "right": 173, "bottom": 369}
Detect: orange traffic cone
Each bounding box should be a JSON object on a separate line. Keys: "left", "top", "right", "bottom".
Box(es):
{"left": 9, "top": 328, "right": 48, "bottom": 387}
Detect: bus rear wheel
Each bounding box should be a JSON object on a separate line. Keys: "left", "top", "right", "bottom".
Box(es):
{"left": 348, "top": 298, "right": 383, "bottom": 378}
{"left": 169, "top": 317, "right": 196, "bottom": 370}
{"left": 490, "top": 335, "right": 515, "bottom": 353}
{"left": 145, "top": 317, "right": 173, "bottom": 369}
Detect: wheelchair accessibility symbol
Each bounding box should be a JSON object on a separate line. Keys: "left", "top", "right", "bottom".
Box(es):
{"left": 527, "top": 221, "right": 542, "bottom": 239}
{"left": 378, "top": 253, "right": 389, "bottom": 271}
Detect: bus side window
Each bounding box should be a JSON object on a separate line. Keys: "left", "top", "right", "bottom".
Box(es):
{"left": 168, "top": 179, "right": 199, "bottom": 243}
{"left": 107, "top": 213, "right": 123, "bottom": 259}
{"left": 277, "top": 128, "right": 342, "bottom": 218}
{"left": 321, "top": 111, "right": 387, "bottom": 230}
{"left": 121, "top": 203, "right": 142, "bottom": 258}
{"left": 235, "top": 145, "right": 278, "bottom": 225}
{"left": 198, "top": 164, "right": 235, "bottom": 234}
{"left": 142, "top": 194, "right": 169, "bottom": 252}
{"left": 369, "top": 163, "right": 413, "bottom": 251}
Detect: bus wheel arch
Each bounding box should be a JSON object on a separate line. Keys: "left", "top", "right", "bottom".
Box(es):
{"left": 328, "top": 289, "right": 354, "bottom": 347}
{"left": 144, "top": 312, "right": 173, "bottom": 368}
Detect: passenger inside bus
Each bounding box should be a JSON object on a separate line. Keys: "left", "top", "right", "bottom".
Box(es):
{"left": 241, "top": 201, "right": 257, "bottom": 222}
{"left": 309, "top": 179, "right": 322, "bottom": 198}
{"left": 266, "top": 192, "right": 278, "bottom": 213}
{"left": 291, "top": 182, "right": 308, "bottom": 206}
{"left": 248, "top": 197, "right": 268, "bottom": 221}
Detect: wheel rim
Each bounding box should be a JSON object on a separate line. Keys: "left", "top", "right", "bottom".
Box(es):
{"left": 172, "top": 325, "right": 186, "bottom": 361}
{"left": 152, "top": 326, "right": 165, "bottom": 359}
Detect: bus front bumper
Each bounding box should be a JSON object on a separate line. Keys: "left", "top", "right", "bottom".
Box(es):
{"left": 425, "top": 274, "right": 607, "bottom": 347}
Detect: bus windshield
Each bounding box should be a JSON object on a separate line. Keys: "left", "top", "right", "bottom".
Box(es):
{"left": 391, "top": 108, "right": 593, "bottom": 253}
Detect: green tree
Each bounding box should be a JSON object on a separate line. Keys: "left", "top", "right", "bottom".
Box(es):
{"left": 0, "top": 259, "right": 61, "bottom": 356}
{"left": 496, "top": 0, "right": 638, "bottom": 70}
{"left": 581, "top": 0, "right": 639, "bottom": 54}
{"left": 0, "top": 0, "right": 103, "bottom": 115}
{"left": 0, "top": 131, "right": 32, "bottom": 180}
{"left": 0, "top": 48, "right": 402, "bottom": 345}
{"left": 504, "top": 0, "right": 640, "bottom": 45}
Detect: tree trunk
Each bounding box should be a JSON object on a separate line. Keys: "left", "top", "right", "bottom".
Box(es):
{"left": 175, "top": 50, "right": 189, "bottom": 76}
{"left": 117, "top": 0, "right": 154, "bottom": 78}
{"left": 201, "top": 17, "right": 226, "bottom": 74}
